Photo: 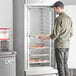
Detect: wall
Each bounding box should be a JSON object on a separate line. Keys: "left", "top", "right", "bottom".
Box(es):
{"left": 13, "top": 0, "right": 24, "bottom": 76}
{"left": 0, "top": 0, "right": 13, "bottom": 50}
{"left": 64, "top": 5, "right": 76, "bottom": 68}
{"left": 61, "top": 0, "right": 76, "bottom": 5}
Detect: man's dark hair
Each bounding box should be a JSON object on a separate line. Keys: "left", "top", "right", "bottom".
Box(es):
{"left": 51, "top": 1, "right": 64, "bottom": 8}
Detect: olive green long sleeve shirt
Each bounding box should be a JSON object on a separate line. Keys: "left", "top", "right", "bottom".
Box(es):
{"left": 50, "top": 12, "right": 73, "bottom": 48}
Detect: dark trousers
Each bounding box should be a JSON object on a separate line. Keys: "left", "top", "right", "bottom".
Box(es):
{"left": 55, "top": 48, "right": 69, "bottom": 76}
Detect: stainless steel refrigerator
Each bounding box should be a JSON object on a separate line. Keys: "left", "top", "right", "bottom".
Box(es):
{"left": 24, "top": 0, "right": 58, "bottom": 76}
{"left": 0, "top": 52, "right": 16, "bottom": 76}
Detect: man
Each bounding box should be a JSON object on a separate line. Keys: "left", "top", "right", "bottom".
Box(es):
{"left": 38, "top": 1, "right": 73, "bottom": 76}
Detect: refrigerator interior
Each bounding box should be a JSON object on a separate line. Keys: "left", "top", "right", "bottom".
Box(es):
{"left": 25, "top": 6, "right": 55, "bottom": 68}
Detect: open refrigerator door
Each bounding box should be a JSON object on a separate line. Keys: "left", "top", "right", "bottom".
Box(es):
{"left": 24, "top": 0, "right": 58, "bottom": 76}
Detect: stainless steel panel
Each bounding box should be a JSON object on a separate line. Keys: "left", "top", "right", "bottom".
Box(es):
{"left": 0, "top": 52, "right": 16, "bottom": 76}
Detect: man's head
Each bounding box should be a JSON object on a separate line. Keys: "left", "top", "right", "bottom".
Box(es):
{"left": 51, "top": 1, "right": 64, "bottom": 14}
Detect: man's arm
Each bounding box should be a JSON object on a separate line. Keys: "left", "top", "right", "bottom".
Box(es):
{"left": 39, "top": 19, "right": 61, "bottom": 40}
{"left": 50, "top": 19, "right": 61, "bottom": 40}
